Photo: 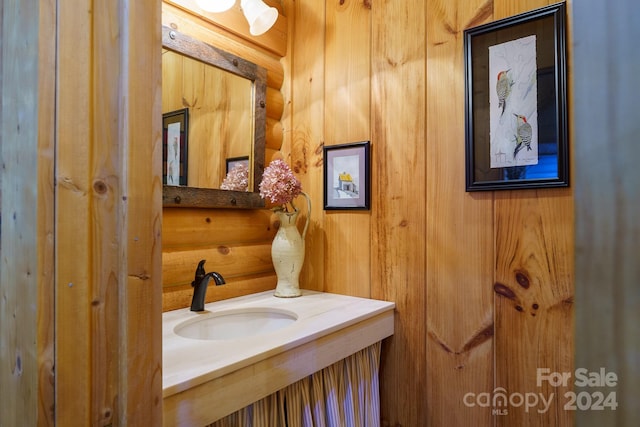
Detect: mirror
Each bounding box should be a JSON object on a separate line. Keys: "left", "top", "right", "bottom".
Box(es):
{"left": 163, "top": 50, "right": 253, "bottom": 190}
{"left": 162, "top": 26, "right": 266, "bottom": 209}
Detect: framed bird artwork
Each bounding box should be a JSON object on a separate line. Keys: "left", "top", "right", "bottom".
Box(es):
{"left": 463, "top": 2, "right": 568, "bottom": 191}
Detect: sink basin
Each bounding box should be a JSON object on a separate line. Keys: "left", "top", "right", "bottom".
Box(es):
{"left": 174, "top": 308, "right": 298, "bottom": 341}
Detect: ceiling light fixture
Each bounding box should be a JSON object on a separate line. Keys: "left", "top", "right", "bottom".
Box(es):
{"left": 240, "top": 0, "right": 279, "bottom": 36}
{"left": 195, "top": 0, "right": 279, "bottom": 36}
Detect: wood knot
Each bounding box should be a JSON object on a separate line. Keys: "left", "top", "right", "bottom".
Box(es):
{"left": 217, "top": 246, "right": 230, "bottom": 255}
{"left": 515, "top": 270, "right": 530, "bottom": 288}
{"left": 14, "top": 354, "right": 22, "bottom": 375}
{"left": 293, "top": 159, "right": 305, "bottom": 174}
{"left": 493, "top": 283, "right": 516, "bottom": 300}
{"left": 93, "top": 180, "right": 108, "bottom": 194}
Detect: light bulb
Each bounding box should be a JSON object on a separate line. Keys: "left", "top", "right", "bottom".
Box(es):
{"left": 240, "top": 0, "right": 278, "bottom": 36}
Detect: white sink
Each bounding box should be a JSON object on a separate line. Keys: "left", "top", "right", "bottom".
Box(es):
{"left": 173, "top": 307, "right": 298, "bottom": 341}
{"left": 163, "top": 290, "right": 396, "bottom": 426}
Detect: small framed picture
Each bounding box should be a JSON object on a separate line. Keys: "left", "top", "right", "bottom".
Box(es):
{"left": 464, "top": 3, "right": 568, "bottom": 191}
{"left": 163, "top": 108, "right": 189, "bottom": 186}
{"left": 226, "top": 156, "right": 250, "bottom": 173}
{"left": 323, "top": 141, "right": 370, "bottom": 210}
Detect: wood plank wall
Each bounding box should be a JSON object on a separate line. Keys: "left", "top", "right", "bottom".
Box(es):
{"left": 1, "top": 1, "right": 56, "bottom": 424}
{"left": 159, "top": 0, "right": 575, "bottom": 425}
{"left": 12, "top": 1, "right": 638, "bottom": 425}
{"left": 424, "top": 3, "right": 493, "bottom": 424}
{"left": 573, "top": 1, "right": 640, "bottom": 426}
{"left": 55, "top": 1, "right": 163, "bottom": 425}
{"left": 283, "top": 0, "right": 574, "bottom": 426}
{"left": 161, "top": 1, "right": 299, "bottom": 312}
{"left": 2, "top": 0, "right": 163, "bottom": 425}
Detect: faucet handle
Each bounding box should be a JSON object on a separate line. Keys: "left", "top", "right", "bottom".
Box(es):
{"left": 192, "top": 259, "right": 207, "bottom": 287}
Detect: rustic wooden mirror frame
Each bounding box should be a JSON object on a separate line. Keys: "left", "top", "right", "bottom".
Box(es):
{"left": 162, "top": 25, "right": 266, "bottom": 209}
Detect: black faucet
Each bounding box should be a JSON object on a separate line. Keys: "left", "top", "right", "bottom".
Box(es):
{"left": 190, "top": 259, "right": 226, "bottom": 312}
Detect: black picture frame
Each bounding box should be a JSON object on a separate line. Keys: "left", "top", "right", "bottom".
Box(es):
{"left": 464, "top": 3, "right": 568, "bottom": 191}
{"left": 162, "top": 108, "right": 189, "bottom": 186}
{"left": 323, "top": 141, "right": 370, "bottom": 210}
{"left": 225, "top": 156, "right": 250, "bottom": 174}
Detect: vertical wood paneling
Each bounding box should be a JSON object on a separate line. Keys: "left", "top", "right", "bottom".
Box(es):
{"left": 283, "top": 0, "right": 326, "bottom": 293}
{"left": 425, "top": 1, "right": 494, "bottom": 426}
{"left": 492, "top": 2, "right": 574, "bottom": 427}
{"left": 370, "top": 1, "right": 427, "bottom": 425}
{"left": 493, "top": 190, "right": 574, "bottom": 426}
{"left": 0, "top": 0, "right": 55, "bottom": 424}
{"left": 286, "top": 1, "right": 575, "bottom": 426}
{"left": 56, "top": 0, "right": 93, "bottom": 421}
{"left": 122, "top": 0, "right": 164, "bottom": 423}
{"left": 323, "top": 0, "right": 371, "bottom": 297}
{"left": 496, "top": 0, "right": 552, "bottom": 17}
{"left": 89, "top": 1, "right": 122, "bottom": 417}
{"left": 573, "top": 1, "right": 640, "bottom": 426}
{"left": 57, "top": 0, "right": 162, "bottom": 424}
{"left": 36, "top": 0, "right": 57, "bottom": 422}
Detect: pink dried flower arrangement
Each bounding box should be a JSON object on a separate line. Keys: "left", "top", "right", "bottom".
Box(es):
{"left": 220, "top": 163, "right": 249, "bottom": 191}
{"left": 259, "top": 159, "right": 303, "bottom": 211}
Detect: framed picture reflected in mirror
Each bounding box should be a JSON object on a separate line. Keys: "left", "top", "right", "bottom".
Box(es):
{"left": 162, "top": 108, "right": 189, "bottom": 186}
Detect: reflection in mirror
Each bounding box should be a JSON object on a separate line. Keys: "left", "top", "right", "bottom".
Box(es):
{"left": 163, "top": 50, "right": 253, "bottom": 190}
{"left": 162, "top": 26, "right": 266, "bottom": 209}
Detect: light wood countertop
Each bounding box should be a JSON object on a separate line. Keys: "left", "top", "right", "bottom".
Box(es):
{"left": 162, "top": 290, "right": 395, "bottom": 425}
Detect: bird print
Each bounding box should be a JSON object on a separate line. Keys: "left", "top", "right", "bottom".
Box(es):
{"left": 513, "top": 113, "right": 532, "bottom": 159}
{"left": 496, "top": 70, "right": 514, "bottom": 116}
